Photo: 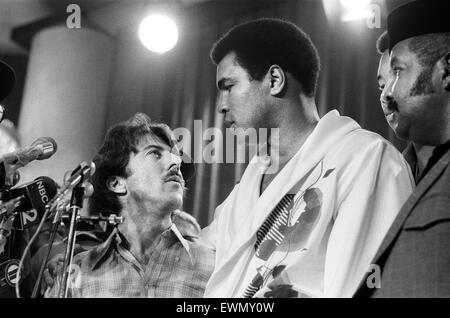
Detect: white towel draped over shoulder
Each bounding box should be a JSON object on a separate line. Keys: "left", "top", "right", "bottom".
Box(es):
{"left": 200, "top": 110, "right": 414, "bottom": 298}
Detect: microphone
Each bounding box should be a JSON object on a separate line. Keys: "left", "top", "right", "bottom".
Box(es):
{"left": 60, "top": 214, "right": 123, "bottom": 232}
{"left": 0, "top": 176, "right": 58, "bottom": 230}
{"left": 54, "top": 180, "right": 94, "bottom": 215}
{"left": 48, "top": 161, "right": 96, "bottom": 218}
{"left": 64, "top": 161, "right": 96, "bottom": 190}
{"left": 0, "top": 258, "right": 20, "bottom": 288}
{"left": 1, "top": 137, "right": 57, "bottom": 170}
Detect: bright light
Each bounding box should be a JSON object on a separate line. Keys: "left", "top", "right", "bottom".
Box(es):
{"left": 138, "top": 14, "right": 178, "bottom": 54}
{"left": 341, "top": 8, "right": 374, "bottom": 21}
{"left": 340, "top": 0, "right": 371, "bottom": 11}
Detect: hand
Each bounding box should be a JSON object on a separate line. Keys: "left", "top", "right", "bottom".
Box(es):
{"left": 41, "top": 243, "right": 86, "bottom": 297}
{"left": 41, "top": 254, "right": 64, "bottom": 296}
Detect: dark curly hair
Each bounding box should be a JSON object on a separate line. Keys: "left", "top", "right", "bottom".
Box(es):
{"left": 210, "top": 18, "right": 321, "bottom": 97}
{"left": 88, "top": 113, "right": 175, "bottom": 217}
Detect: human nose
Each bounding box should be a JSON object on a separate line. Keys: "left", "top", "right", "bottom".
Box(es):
{"left": 380, "top": 85, "right": 391, "bottom": 106}
{"left": 216, "top": 93, "right": 229, "bottom": 114}
{"left": 383, "top": 72, "right": 399, "bottom": 102}
{"left": 168, "top": 151, "right": 182, "bottom": 171}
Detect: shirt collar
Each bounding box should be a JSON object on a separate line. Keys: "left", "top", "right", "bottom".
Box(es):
{"left": 419, "top": 140, "right": 450, "bottom": 182}
{"left": 89, "top": 223, "right": 193, "bottom": 270}
{"left": 433, "top": 140, "right": 450, "bottom": 156}
{"left": 61, "top": 230, "right": 103, "bottom": 244}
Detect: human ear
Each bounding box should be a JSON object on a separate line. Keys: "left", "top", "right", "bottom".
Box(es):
{"left": 268, "top": 65, "right": 286, "bottom": 96}
{"left": 439, "top": 52, "right": 450, "bottom": 92}
{"left": 107, "top": 176, "right": 127, "bottom": 195}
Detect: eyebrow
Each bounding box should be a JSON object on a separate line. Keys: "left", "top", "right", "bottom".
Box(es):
{"left": 143, "top": 143, "right": 182, "bottom": 157}
{"left": 217, "top": 77, "right": 231, "bottom": 90}
{"left": 390, "top": 56, "right": 400, "bottom": 67}
{"left": 142, "top": 144, "right": 165, "bottom": 152}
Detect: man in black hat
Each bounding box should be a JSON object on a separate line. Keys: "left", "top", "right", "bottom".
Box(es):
{"left": 356, "top": 0, "right": 450, "bottom": 297}
{"left": 376, "top": 31, "right": 434, "bottom": 184}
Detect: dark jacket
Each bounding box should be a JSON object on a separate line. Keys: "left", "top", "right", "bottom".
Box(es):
{"left": 355, "top": 147, "right": 450, "bottom": 297}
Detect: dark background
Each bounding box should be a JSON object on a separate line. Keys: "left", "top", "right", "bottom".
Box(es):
{"left": 0, "top": 0, "right": 411, "bottom": 226}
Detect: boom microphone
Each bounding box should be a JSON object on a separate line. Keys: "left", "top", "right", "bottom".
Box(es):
{"left": 1, "top": 137, "right": 57, "bottom": 170}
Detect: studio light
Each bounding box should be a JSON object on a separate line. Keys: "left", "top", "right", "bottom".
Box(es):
{"left": 138, "top": 14, "right": 179, "bottom": 54}
{"left": 341, "top": 9, "right": 374, "bottom": 21}
{"left": 340, "top": 0, "right": 371, "bottom": 11}
{"left": 340, "top": 0, "right": 374, "bottom": 22}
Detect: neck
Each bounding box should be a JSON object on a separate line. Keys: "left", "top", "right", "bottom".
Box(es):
{"left": 413, "top": 143, "right": 435, "bottom": 172}
{"left": 430, "top": 98, "right": 450, "bottom": 145}
{"left": 118, "top": 201, "right": 174, "bottom": 264}
{"left": 267, "top": 95, "right": 319, "bottom": 169}
{"left": 439, "top": 124, "right": 450, "bottom": 146}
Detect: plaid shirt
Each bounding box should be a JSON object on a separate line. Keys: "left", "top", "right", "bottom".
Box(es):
{"left": 48, "top": 224, "right": 214, "bottom": 298}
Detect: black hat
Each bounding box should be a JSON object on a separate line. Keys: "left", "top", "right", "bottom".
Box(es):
{"left": 0, "top": 60, "right": 15, "bottom": 102}
{"left": 387, "top": 0, "right": 450, "bottom": 51}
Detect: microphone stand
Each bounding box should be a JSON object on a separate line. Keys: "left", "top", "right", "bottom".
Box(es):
{"left": 31, "top": 213, "right": 61, "bottom": 298}
{"left": 31, "top": 181, "right": 77, "bottom": 298}
{"left": 31, "top": 211, "right": 124, "bottom": 297}
{"left": 58, "top": 184, "right": 85, "bottom": 298}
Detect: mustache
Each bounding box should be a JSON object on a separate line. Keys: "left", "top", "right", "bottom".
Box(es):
{"left": 386, "top": 99, "right": 399, "bottom": 112}
{"left": 167, "top": 165, "right": 181, "bottom": 176}
{"left": 165, "top": 166, "right": 185, "bottom": 185}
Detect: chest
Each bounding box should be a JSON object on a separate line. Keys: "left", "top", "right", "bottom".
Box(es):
{"left": 260, "top": 173, "right": 278, "bottom": 195}
{"left": 77, "top": 248, "right": 206, "bottom": 297}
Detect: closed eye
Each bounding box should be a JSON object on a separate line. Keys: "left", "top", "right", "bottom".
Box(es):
{"left": 218, "top": 78, "right": 234, "bottom": 91}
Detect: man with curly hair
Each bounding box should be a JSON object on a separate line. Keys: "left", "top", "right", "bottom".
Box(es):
{"left": 201, "top": 18, "right": 414, "bottom": 297}
{"left": 45, "top": 113, "right": 214, "bottom": 297}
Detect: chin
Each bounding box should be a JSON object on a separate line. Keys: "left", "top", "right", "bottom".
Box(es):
{"left": 391, "top": 119, "right": 409, "bottom": 141}
{"left": 168, "top": 194, "right": 183, "bottom": 210}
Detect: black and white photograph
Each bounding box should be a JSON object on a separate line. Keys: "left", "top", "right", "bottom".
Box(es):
{"left": 0, "top": 0, "right": 449, "bottom": 302}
